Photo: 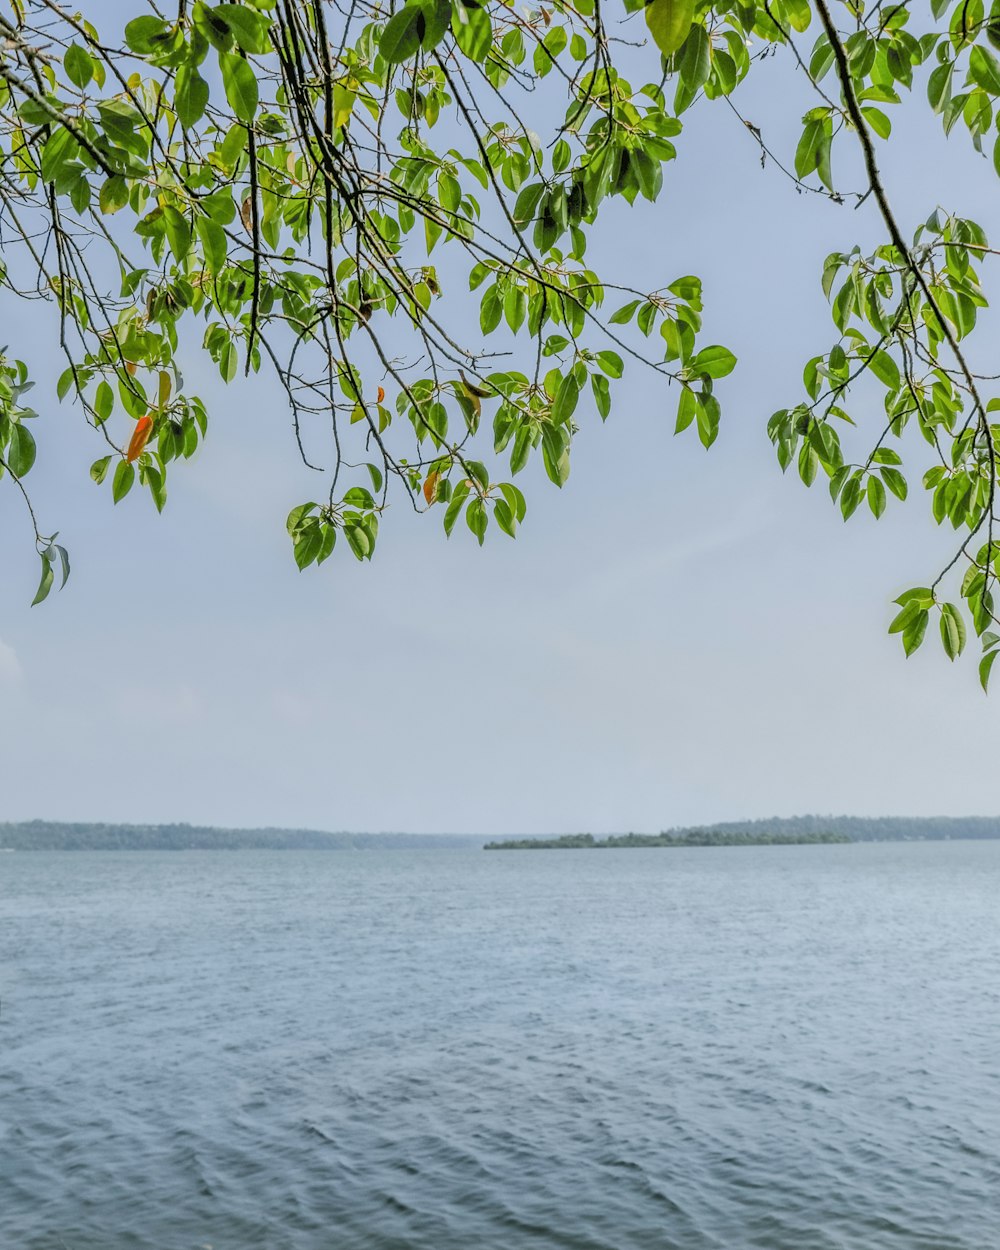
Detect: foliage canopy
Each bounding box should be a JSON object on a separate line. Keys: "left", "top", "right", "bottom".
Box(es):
{"left": 3, "top": 0, "right": 1000, "bottom": 683}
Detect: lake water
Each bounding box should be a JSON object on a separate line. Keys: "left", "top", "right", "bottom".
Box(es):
{"left": 1, "top": 842, "right": 998, "bottom": 1249}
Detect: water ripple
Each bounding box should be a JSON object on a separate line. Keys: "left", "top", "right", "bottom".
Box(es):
{"left": 2, "top": 842, "right": 999, "bottom": 1248}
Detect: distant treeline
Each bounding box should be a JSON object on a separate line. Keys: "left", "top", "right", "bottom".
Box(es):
{"left": 3, "top": 815, "right": 1000, "bottom": 852}
{"left": 0, "top": 821, "right": 483, "bottom": 851}
{"left": 484, "top": 814, "right": 1000, "bottom": 851}
{"left": 485, "top": 832, "right": 853, "bottom": 850}
{"left": 659, "top": 814, "right": 1000, "bottom": 843}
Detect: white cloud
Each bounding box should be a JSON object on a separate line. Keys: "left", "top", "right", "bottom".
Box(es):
{"left": 0, "top": 637, "right": 22, "bottom": 685}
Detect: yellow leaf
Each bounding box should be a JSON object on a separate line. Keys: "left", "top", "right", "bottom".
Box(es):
{"left": 333, "top": 84, "right": 355, "bottom": 130}
{"left": 645, "top": 0, "right": 696, "bottom": 58}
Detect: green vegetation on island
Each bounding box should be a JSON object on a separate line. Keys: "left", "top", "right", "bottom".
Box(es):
{"left": 3, "top": 815, "right": 1000, "bottom": 852}
{"left": 656, "top": 814, "right": 1000, "bottom": 843}
{"left": 484, "top": 814, "right": 1000, "bottom": 849}
{"left": 0, "top": 821, "right": 483, "bottom": 852}
{"left": 484, "top": 832, "right": 853, "bottom": 850}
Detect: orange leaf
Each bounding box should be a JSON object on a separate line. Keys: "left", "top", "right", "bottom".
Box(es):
{"left": 127, "top": 415, "right": 154, "bottom": 463}
{"left": 423, "top": 471, "right": 439, "bottom": 504}
{"left": 377, "top": 385, "right": 385, "bottom": 403}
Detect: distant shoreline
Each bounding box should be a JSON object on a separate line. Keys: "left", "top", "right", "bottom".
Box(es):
{"left": 3, "top": 816, "right": 1000, "bottom": 852}
{"left": 485, "top": 833, "right": 853, "bottom": 850}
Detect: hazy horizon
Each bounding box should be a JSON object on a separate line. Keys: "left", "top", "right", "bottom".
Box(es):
{"left": 6, "top": 812, "right": 1000, "bottom": 839}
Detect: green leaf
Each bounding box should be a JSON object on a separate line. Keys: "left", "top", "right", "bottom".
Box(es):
{"left": 94, "top": 380, "right": 115, "bottom": 422}
{"left": 345, "top": 521, "right": 372, "bottom": 561}
{"left": 840, "top": 474, "right": 863, "bottom": 519}
{"left": 969, "top": 45, "right": 1000, "bottom": 94}
{"left": 645, "top": 0, "right": 696, "bottom": 59}
{"left": 175, "top": 64, "right": 210, "bottom": 128}
{"left": 196, "top": 215, "right": 228, "bottom": 275}
{"left": 286, "top": 502, "right": 317, "bottom": 536}
{"left": 940, "top": 602, "right": 966, "bottom": 659}
{"left": 32, "top": 553, "right": 54, "bottom": 606}
{"left": 815, "top": 127, "right": 834, "bottom": 191}
{"left": 215, "top": 4, "right": 272, "bottom": 54}
{"left": 689, "top": 345, "right": 736, "bottom": 379}
{"left": 867, "top": 474, "right": 886, "bottom": 518}
{"left": 112, "top": 459, "right": 135, "bottom": 503}
{"left": 795, "top": 118, "right": 823, "bottom": 179}
{"left": 142, "top": 464, "right": 167, "bottom": 513}
{"left": 509, "top": 427, "right": 532, "bottom": 474}
{"left": 221, "top": 52, "right": 258, "bottom": 123}
{"left": 99, "top": 175, "right": 129, "bottom": 215}
{"left": 903, "top": 610, "right": 928, "bottom": 656}
{"left": 678, "top": 24, "right": 710, "bottom": 91}
{"left": 380, "top": 6, "right": 423, "bottom": 63}
{"left": 889, "top": 600, "right": 921, "bottom": 634}
{"left": 162, "top": 205, "right": 192, "bottom": 261}
{"left": 466, "top": 496, "right": 488, "bottom": 545}
{"left": 552, "top": 373, "right": 580, "bottom": 424}
{"left": 51, "top": 543, "right": 71, "bottom": 589}
{"left": 193, "top": 1, "right": 234, "bottom": 52}
{"left": 862, "top": 106, "right": 891, "bottom": 140}
{"left": 499, "top": 481, "right": 527, "bottom": 522}
{"left": 452, "top": 6, "right": 492, "bottom": 61}
{"left": 798, "top": 441, "right": 818, "bottom": 486}
{"left": 928, "top": 61, "right": 953, "bottom": 113}
{"left": 880, "top": 466, "right": 907, "bottom": 500}
{"left": 64, "top": 44, "right": 94, "bottom": 90}
{"left": 504, "top": 285, "right": 527, "bottom": 333}
{"left": 697, "top": 393, "right": 720, "bottom": 448}
{"left": 293, "top": 523, "right": 323, "bottom": 569}
{"left": 610, "top": 300, "right": 640, "bottom": 325}
{"left": 513, "top": 182, "right": 545, "bottom": 226}
{"left": 414, "top": 0, "right": 454, "bottom": 52}
{"left": 494, "top": 498, "right": 516, "bottom": 537}
{"left": 631, "top": 149, "right": 663, "bottom": 201}
{"left": 980, "top": 647, "right": 999, "bottom": 691}
{"left": 57, "top": 367, "right": 76, "bottom": 401}
{"left": 443, "top": 481, "right": 469, "bottom": 535}
{"left": 480, "top": 287, "right": 502, "bottom": 334}
{"left": 894, "top": 586, "right": 934, "bottom": 608}
{"left": 784, "top": 0, "right": 812, "bottom": 32}
{"left": 7, "top": 424, "right": 36, "bottom": 477}
{"left": 591, "top": 373, "right": 611, "bottom": 420}
{"left": 219, "top": 339, "right": 238, "bottom": 382}
{"left": 675, "top": 386, "right": 699, "bottom": 434}
{"left": 869, "top": 350, "right": 900, "bottom": 390}
{"left": 124, "top": 15, "right": 169, "bottom": 55}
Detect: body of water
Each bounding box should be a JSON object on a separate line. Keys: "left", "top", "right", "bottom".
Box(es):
{"left": 1, "top": 841, "right": 998, "bottom": 1248}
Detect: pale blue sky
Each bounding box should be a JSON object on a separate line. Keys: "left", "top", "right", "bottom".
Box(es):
{"left": 1, "top": 39, "right": 997, "bottom": 835}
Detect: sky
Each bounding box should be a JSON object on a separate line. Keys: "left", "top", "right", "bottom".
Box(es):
{"left": 1, "top": 25, "right": 998, "bottom": 835}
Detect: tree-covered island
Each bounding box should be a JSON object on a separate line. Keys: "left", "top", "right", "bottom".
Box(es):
{"left": 484, "top": 814, "right": 1000, "bottom": 847}
{"left": 484, "top": 832, "right": 853, "bottom": 849}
